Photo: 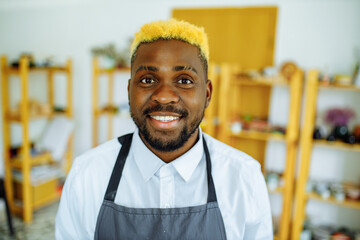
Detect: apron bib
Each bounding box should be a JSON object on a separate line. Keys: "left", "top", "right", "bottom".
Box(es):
{"left": 95, "top": 133, "right": 227, "bottom": 240}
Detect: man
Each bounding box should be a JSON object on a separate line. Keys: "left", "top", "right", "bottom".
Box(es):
{"left": 56, "top": 19, "right": 272, "bottom": 239}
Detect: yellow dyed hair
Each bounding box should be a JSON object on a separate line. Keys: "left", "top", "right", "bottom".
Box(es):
{"left": 130, "top": 19, "right": 209, "bottom": 63}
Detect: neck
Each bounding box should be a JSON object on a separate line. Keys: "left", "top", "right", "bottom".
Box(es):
{"left": 140, "top": 129, "right": 200, "bottom": 163}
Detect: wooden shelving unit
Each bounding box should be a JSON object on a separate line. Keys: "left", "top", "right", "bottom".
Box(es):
{"left": 215, "top": 63, "right": 303, "bottom": 240}
{"left": 292, "top": 70, "right": 360, "bottom": 239}
{"left": 307, "top": 192, "right": 360, "bottom": 210}
{"left": 92, "top": 58, "right": 130, "bottom": 147}
{"left": 1, "top": 56, "right": 73, "bottom": 223}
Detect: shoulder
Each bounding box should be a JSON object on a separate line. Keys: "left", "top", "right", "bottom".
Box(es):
{"left": 71, "top": 138, "right": 122, "bottom": 175}
{"left": 203, "top": 133, "right": 261, "bottom": 174}
{"left": 203, "top": 134, "right": 271, "bottom": 235}
{"left": 64, "top": 137, "right": 123, "bottom": 209}
{"left": 203, "top": 133, "right": 265, "bottom": 200}
{"left": 56, "top": 138, "right": 124, "bottom": 238}
{"left": 67, "top": 137, "right": 122, "bottom": 193}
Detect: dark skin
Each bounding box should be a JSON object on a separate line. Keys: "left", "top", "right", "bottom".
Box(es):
{"left": 128, "top": 40, "right": 212, "bottom": 163}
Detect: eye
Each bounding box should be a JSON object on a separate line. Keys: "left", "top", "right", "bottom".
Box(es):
{"left": 140, "top": 78, "right": 155, "bottom": 84}
{"left": 177, "top": 78, "right": 193, "bottom": 85}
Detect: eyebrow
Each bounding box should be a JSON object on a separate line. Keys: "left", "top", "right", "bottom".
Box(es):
{"left": 134, "top": 65, "right": 198, "bottom": 75}
{"left": 173, "top": 65, "right": 198, "bottom": 74}
{"left": 135, "top": 65, "right": 159, "bottom": 74}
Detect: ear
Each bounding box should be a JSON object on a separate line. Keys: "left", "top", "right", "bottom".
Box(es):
{"left": 127, "top": 78, "right": 131, "bottom": 100}
{"left": 205, "top": 79, "right": 213, "bottom": 108}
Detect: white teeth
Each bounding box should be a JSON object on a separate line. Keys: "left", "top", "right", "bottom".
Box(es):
{"left": 150, "top": 116, "right": 179, "bottom": 122}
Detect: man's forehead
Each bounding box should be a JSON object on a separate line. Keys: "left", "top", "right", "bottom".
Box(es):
{"left": 137, "top": 39, "right": 200, "bottom": 54}
{"left": 133, "top": 40, "right": 200, "bottom": 65}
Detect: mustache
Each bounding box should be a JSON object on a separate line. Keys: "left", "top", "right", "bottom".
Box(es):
{"left": 143, "top": 105, "right": 188, "bottom": 117}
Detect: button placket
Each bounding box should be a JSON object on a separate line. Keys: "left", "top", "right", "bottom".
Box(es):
{"left": 159, "top": 166, "right": 175, "bottom": 208}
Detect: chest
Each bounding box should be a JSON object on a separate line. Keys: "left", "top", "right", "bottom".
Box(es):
{"left": 114, "top": 159, "right": 208, "bottom": 208}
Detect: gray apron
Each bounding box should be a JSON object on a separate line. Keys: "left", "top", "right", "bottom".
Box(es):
{"left": 94, "top": 133, "right": 227, "bottom": 240}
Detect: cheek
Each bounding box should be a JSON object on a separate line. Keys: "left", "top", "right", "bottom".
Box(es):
{"left": 182, "top": 90, "right": 207, "bottom": 112}
{"left": 130, "top": 88, "right": 149, "bottom": 110}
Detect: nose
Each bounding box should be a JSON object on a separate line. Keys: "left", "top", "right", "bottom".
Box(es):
{"left": 151, "top": 83, "right": 179, "bottom": 104}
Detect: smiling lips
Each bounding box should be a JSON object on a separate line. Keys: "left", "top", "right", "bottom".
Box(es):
{"left": 148, "top": 113, "right": 181, "bottom": 129}
{"left": 150, "top": 115, "right": 179, "bottom": 122}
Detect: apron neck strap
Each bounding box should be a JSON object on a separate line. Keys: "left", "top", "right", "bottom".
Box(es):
{"left": 104, "top": 133, "right": 218, "bottom": 203}
{"left": 104, "top": 133, "right": 133, "bottom": 201}
{"left": 203, "top": 138, "right": 217, "bottom": 203}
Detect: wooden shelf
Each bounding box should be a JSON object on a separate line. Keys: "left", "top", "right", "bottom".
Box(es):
{"left": 95, "top": 106, "right": 118, "bottom": 116}
{"left": 98, "top": 67, "right": 130, "bottom": 74}
{"left": 314, "top": 139, "right": 360, "bottom": 152}
{"left": 268, "top": 186, "right": 285, "bottom": 194}
{"left": 12, "top": 179, "right": 61, "bottom": 214}
{"left": 7, "top": 66, "right": 68, "bottom": 74}
{"left": 33, "top": 192, "right": 60, "bottom": 210}
{"left": 229, "top": 130, "right": 286, "bottom": 142}
{"left": 10, "top": 152, "right": 54, "bottom": 169}
{"left": 319, "top": 83, "right": 360, "bottom": 92}
{"left": 12, "top": 193, "right": 60, "bottom": 216}
{"left": 233, "top": 75, "right": 288, "bottom": 87}
{"left": 7, "top": 111, "right": 69, "bottom": 122}
{"left": 307, "top": 192, "right": 360, "bottom": 210}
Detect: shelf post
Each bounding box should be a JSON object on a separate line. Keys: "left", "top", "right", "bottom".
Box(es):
{"left": 1, "top": 56, "right": 15, "bottom": 213}
{"left": 48, "top": 68, "right": 54, "bottom": 119}
{"left": 107, "top": 71, "right": 114, "bottom": 140}
{"left": 92, "top": 58, "right": 99, "bottom": 147}
{"left": 279, "top": 68, "right": 303, "bottom": 240}
{"left": 292, "top": 70, "right": 319, "bottom": 239}
{"left": 66, "top": 59, "right": 73, "bottom": 173}
{"left": 19, "top": 57, "right": 33, "bottom": 223}
{"left": 66, "top": 58, "right": 73, "bottom": 118}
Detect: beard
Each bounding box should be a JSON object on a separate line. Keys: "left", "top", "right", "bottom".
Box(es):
{"left": 130, "top": 104, "right": 204, "bottom": 152}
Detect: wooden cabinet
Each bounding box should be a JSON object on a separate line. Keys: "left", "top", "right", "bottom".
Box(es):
{"left": 172, "top": 7, "right": 277, "bottom": 70}
{"left": 292, "top": 70, "right": 360, "bottom": 239}
{"left": 1, "top": 56, "right": 73, "bottom": 222}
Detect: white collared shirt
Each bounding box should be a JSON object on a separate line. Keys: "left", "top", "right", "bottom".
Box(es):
{"left": 55, "top": 128, "right": 273, "bottom": 239}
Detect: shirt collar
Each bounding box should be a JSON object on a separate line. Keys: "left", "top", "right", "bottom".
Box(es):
{"left": 132, "top": 128, "right": 204, "bottom": 182}
{"left": 132, "top": 129, "right": 165, "bottom": 182}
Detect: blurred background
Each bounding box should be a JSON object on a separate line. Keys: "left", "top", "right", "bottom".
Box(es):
{"left": 0, "top": 0, "right": 360, "bottom": 239}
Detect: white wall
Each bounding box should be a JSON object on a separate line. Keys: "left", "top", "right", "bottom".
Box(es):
{"left": 0, "top": 0, "right": 359, "bottom": 228}
{"left": 1, "top": 0, "right": 359, "bottom": 159}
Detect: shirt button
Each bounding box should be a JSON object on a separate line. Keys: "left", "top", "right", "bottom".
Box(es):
{"left": 165, "top": 204, "right": 170, "bottom": 208}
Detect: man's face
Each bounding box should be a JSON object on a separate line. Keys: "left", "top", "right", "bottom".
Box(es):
{"left": 128, "top": 40, "right": 212, "bottom": 152}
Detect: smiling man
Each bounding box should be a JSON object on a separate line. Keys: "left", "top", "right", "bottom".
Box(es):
{"left": 129, "top": 39, "right": 210, "bottom": 162}
{"left": 56, "top": 19, "right": 272, "bottom": 239}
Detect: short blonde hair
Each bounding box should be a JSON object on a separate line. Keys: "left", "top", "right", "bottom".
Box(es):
{"left": 130, "top": 19, "right": 209, "bottom": 64}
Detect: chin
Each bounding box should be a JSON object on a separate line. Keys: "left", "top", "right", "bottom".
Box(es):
{"left": 145, "top": 132, "right": 187, "bottom": 152}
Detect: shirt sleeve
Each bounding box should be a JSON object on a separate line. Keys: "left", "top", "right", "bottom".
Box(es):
{"left": 55, "top": 160, "right": 85, "bottom": 239}
{"left": 243, "top": 164, "right": 273, "bottom": 240}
